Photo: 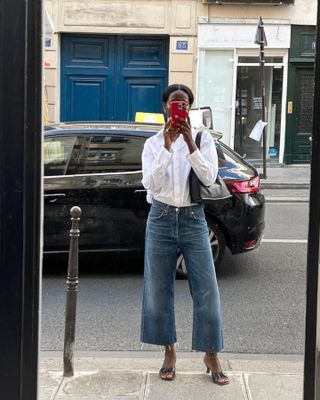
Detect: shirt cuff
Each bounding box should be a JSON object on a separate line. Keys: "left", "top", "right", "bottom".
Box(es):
{"left": 186, "top": 148, "right": 203, "bottom": 166}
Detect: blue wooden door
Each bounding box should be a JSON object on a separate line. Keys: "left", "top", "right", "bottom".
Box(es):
{"left": 115, "top": 36, "right": 169, "bottom": 121}
{"left": 61, "top": 35, "right": 168, "bottom": 122}
{"left": 61, "top": 35, "right": 115, "bottom": 121}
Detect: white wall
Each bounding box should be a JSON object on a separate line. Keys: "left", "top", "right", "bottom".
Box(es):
{"left": 202, "top": 0, "right": 317, "bottom": 26}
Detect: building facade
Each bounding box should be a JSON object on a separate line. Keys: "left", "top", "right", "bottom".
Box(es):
{"left": 44, "top": 0, "right": 316, "bottom": 164}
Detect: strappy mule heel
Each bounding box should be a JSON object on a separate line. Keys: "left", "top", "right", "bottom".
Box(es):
{"left": 159, "top": 367, "right": 176, "bottom": 381}
{"left": 204, "top": 355, "right": 229, "bottom": 386}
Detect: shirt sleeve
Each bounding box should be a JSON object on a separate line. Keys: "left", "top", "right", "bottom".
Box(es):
{"left": 186, "top": 130, "right": 218, "bottom": 186}
{"left": 141, "top": 139, "right": 173, "bottom": 194}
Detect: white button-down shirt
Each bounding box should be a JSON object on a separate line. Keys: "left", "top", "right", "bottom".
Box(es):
{"left": 141, "top": 128, "right": 218, "bottom": 207}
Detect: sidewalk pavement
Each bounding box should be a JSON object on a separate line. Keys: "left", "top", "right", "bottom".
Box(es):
{"left": 258, "top": 164, "right": 310, "bottom": 189}
{"left": 39, "top": 351, "right": 304, "bottom": 400}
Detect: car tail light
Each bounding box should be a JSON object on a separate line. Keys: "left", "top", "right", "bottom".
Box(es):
{"left": 227, "top": 176, "right": 260, "bottom": 194}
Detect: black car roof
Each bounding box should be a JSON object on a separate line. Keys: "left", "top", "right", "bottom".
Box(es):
{"left": 44, "top": 121, "right": 222, "bottom": 139}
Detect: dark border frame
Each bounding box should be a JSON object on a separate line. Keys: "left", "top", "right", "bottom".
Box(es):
{"left": 0, "top": 0, "right": 42, "bottom": 398}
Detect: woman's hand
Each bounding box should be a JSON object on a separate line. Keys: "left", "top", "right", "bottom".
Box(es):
{"left": 163, "top": 119, "right": 180, "bottom": 150}
{"left": 177, "top": 116, "right": 197, "bottom": 154}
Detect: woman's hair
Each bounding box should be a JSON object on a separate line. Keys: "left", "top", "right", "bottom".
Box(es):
{"left": 162, "top": 84, "right": 194, "bottom": 106}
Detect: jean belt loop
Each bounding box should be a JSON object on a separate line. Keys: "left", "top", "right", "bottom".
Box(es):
{"left": 163, "top": 203, "right": 168, "bottom": 215}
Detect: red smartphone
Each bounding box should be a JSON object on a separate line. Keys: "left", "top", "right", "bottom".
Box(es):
{"left": 169, "top": 100, "right": 188, "bottom": 128}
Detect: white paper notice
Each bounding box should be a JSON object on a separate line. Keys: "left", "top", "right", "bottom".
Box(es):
{"left": 249, "top": 120, "right": 268, "bottom": 142}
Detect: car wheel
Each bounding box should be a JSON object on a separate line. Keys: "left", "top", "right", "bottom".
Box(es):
{"left": 176, "top": 221, "right": 226, "bottom": 279}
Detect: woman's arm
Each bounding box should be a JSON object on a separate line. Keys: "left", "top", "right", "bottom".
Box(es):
{"left": 141, "top": 138, "right": 172, "bottom": 194}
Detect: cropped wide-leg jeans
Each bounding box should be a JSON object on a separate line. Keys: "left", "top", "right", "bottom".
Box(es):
{"left": 140, "top": 199, "right": 224, "bottom": 353}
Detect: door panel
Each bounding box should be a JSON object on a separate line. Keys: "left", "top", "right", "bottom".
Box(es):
{"left": 44, "top": 133, "right": 149, "bottom": 253}
{"left": 61, "top": 36, "right": 115, "bottom": 121}
{"left": 125, "top": 81, "right": 163, "bottom": 121}
{"left": 68, "top": 76, "right": 108, "bottom": 121}
{"left": 117, "top": 36, "right": 168, "bottom": 121}
{"left": 61, "top": 35, "right": 168, "bottom": 122}
{"left": 44, "top": 136, "right": 83, "bottom": 250}
{"left": 72, "top": 178, "right": 148, "bottom": 252}
{"left": 293, "top": 68, "right": 314, "bottom": 161}
{"left": 74, "top": 134, "right": 148, "bottom": 250}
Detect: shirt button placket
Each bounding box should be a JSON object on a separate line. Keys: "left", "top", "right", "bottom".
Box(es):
{"left": 173, "top": 149, "right": 180, "bottom": 206}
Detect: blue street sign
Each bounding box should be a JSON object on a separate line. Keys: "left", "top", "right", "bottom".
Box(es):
{"left": 176, "top": 40, "right": 188, "bottom": 51}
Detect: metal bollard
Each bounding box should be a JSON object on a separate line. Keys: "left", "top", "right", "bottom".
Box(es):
{"left": 63, "top": 206, "right": 81, "bottom": 377}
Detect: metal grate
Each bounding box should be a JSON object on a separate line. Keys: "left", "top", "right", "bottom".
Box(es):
{"left": 298, "top": 70, "right": 315, "bottom": 133}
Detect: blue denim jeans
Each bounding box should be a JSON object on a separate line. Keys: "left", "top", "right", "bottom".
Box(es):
{"left": 141, "top": 199, "right": 224, "bottom": 353}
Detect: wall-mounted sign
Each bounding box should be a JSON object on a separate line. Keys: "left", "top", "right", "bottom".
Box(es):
{"left": 253, "top": 97, "right": 262, "bottom": 110}
{"left": 45, "top": 39, "right": 52, "bottom": 48}
{"left": 44, "top": 8, "right": 55, "bottom": 49}
{"left": 171, "top": 38, "right": 193, "bottom": 54}
{"left": 198, "top": 23, "right": 290, "bottom": 49}
{"left": 312, "top": 41, "right": 316, "bottom": 50}
{"left": 176, "top": 40, "right": 189, "bottom": 51}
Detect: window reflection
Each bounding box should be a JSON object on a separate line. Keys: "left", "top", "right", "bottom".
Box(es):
{"left": 44, "top": 137, "right": 78, "bottom": 176}
{"left": 78, "top": 135, "right": 145, "bottom": 173}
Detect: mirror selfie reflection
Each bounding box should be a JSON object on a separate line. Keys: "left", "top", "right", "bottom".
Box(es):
{"left": 39, "top": 1, "right": 314, "bottom": 399}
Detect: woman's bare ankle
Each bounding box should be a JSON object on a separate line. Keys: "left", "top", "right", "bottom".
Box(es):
{"left": 165, "top": 344, "right": 176, "bottom": 353}
{"left": 205, "top": 352, "right": 217, "bottom": 358}
{"left": 163, "top": 344, "right": 176, "bottom": 367}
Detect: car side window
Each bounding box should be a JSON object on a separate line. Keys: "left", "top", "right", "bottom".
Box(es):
{"left": 44, "top": 136, "right": 79, "bottom": 176}
{"left": 77, "top": 134, "right": 146, "bottom": 174}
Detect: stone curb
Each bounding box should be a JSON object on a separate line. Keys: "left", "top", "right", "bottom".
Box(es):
{"left": 265, "top": 197, "right": 309, "bottom": 203}
{"left": 261, "top": 183, "right": 310, "bottom": 189}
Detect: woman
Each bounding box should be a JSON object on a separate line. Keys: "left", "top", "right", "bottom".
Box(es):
{"left": 140, "top": 84, "right": 229, "bottom": 385}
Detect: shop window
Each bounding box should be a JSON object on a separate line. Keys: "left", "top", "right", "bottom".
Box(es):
{"left": 234, "top": 65, "right": 283, "bottom": 163}
{"left": 198, "top": 50, "right": 234, "bottom": 145}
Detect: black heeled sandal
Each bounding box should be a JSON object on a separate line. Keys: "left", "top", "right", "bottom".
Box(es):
{"left": 159, "top": 367, "right": 176, "bottom": 381}
{"left": 206, "top": 367, "right": 229, "bottom": 385}
{"left": 204, "top": 355, "right": 229, "bottom": 386}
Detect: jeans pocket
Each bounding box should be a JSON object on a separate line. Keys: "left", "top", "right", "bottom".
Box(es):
{"left": 149, "top": 205, "right": 167, "bottom": 220}
{"left": 190, "top": 207, "right": 206, "bottom": 221}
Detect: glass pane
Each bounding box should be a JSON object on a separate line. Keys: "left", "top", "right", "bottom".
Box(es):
{"left": 44, "top": 136, "right": 78, "bottom": 176}
{"left": 198, "top": 50, "right": 234, "bottom": 144}
{"left": 298, "top": 70, "right": 314, "bottom": 133}
{"left": 77, "top": 135, "right": 145, "bottom": 173}
{"left": 234, "top": 65, "right": 283, "bottom": 163}
{"left": 238, "top": 56, "right": 283, "bottom": 64}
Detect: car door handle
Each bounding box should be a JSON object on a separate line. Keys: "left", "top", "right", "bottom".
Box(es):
{"left": 44, "top": 193, "right": 66, "bottom": 203}
{"left": 134, "top": 190, "right": 146, "bottom": 193}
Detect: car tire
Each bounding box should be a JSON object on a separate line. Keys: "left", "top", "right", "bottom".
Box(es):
{"left": 176, "top": 220, "right": 226, "bottom": 279}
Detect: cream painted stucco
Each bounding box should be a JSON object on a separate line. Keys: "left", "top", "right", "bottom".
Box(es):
{"left": 44, "top": 0, "right": 198, "bottom": 122}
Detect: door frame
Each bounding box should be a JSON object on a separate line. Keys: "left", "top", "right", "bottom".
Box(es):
{"left": 284, "top": 62, "right": 314, "bottom": 164}
{"left": 59, "top": 34, "right": 169, "bottom": 123}
{"left": 232, "top": 49, "right": 288, "bottom": 164}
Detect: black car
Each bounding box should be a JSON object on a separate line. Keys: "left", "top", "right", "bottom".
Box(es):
{"left": 43, "top": 122, "right": 265, "bottom": 277}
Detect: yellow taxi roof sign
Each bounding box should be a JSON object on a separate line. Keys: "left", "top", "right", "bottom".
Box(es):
{"left": 135, "top": 112, "right": 164, "bottom": 124}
